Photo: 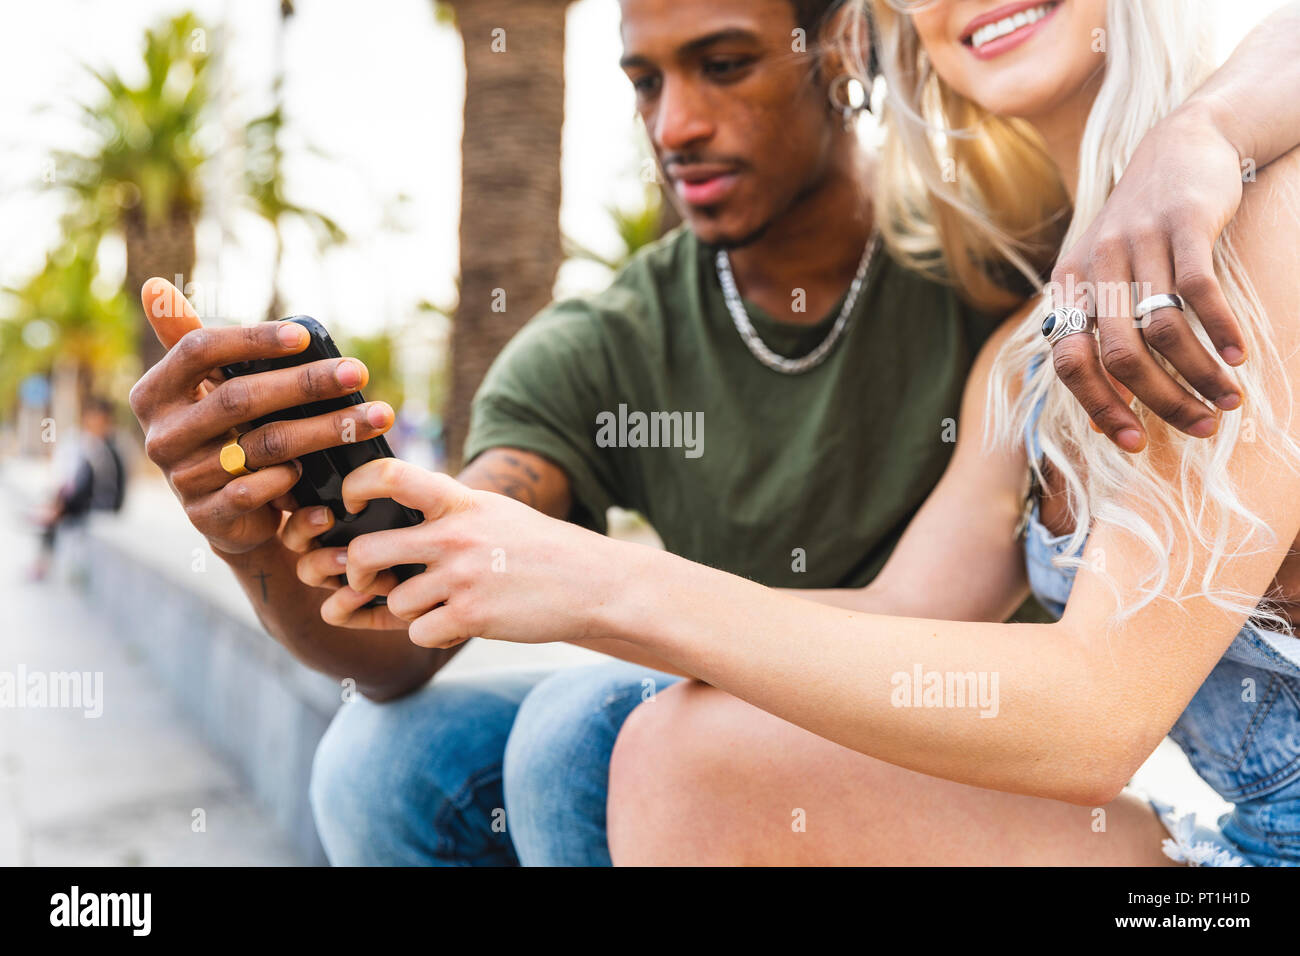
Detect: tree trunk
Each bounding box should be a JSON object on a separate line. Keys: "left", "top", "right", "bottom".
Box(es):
{"left": 124, "top": 210, "right": 197, "bottom": 372}
{"left": 442, "top": 0, "right": 572, "bottom": 471}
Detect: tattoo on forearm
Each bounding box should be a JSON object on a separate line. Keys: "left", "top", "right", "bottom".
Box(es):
{"left": 477, "top": 468, "right": 538, "bottom": 506}
{"left": 502, "top": 453, "right": 541, "bottom": 483}
{"left": 463, "top": 451, "right": 542, "bottom": 507}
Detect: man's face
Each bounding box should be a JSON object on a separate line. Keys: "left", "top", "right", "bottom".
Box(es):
{"left": 82, "top": 408, "right": 111, "bottom": 436}
{"left": 619, "top": 0, "right": 837, "bottom": 248}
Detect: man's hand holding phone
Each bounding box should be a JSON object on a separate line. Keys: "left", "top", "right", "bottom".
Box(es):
{"left": 129, "top": 277, "right": 395, "bottom": 560}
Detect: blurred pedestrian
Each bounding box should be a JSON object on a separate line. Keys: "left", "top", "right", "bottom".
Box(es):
{"left": 28, "top": 396, "right": 127, "bottom": 581}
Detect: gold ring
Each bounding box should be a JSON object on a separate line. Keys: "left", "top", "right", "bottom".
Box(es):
{"left": 219, "top": 435, "right": 255, "bottom": 477}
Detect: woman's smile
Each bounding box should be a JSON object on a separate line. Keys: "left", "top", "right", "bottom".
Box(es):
{"left": 961, "top": 0, "right": 1063, "bottom": 60}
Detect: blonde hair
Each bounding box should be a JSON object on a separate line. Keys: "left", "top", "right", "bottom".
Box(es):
{"left": 850, "top": 0, "right": 1300, "bottom": 627}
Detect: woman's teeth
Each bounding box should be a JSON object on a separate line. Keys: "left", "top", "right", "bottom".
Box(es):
{"left": 969, "top": 3, "right": 1055, "bottom": 49}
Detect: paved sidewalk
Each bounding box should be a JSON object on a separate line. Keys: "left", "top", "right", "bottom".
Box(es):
{"left": 0, "top": 467, "right": 297, "bottom": 866}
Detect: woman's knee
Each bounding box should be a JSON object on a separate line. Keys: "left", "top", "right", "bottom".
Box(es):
{"left": 606, "top": 680, "right": 749, "bottom": 864}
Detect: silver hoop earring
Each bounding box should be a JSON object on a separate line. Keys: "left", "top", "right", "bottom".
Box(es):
{"left": 828, "top": 74, "right": 868, "bottom": 130}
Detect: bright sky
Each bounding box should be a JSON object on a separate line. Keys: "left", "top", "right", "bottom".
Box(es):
{"left": 0, "top": 0, "right": 1290, "bottom": 341}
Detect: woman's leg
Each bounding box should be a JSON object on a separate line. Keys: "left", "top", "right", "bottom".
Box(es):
{"left": 608, "top": 681, "right": 1176, "bottom": 866}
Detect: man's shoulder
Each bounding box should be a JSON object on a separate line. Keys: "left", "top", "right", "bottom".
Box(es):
{"left": 530, "top": 226, "right": 700, "bottom": 336}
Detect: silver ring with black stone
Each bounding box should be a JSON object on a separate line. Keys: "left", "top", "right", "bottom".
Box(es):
{"left": 1041, "top": 306, "right": 1093, "bottom": 347}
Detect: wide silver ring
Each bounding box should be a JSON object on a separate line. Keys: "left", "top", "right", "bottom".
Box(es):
{"left": 1134, "top": 293, "right": 1185, "bottom": 320}
{"left": 1041, "top": 306, "right": 1092, "bottom": 347}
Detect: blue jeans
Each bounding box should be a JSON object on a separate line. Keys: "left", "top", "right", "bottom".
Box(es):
{"left": 309, "top": 660, "right": 681, "bottom": 866}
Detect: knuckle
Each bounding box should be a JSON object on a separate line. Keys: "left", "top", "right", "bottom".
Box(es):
{"left": 215, "top": 378, "right": 254, "bottom": 420}
{"left": 1141, "top": 314, "right": 1185, "bottom": 353}
{"left": 1176, "top": 270, "right": 1216, "bottom": 300}
{"left": 240, "top": 324, "right": 263, "bottom": 353}
{"left": 251, "top": 424, "right": 288, "bottom": 463}
{"left": 346, "top": 536, "right": 372, "bottom": 570}
{"left": 385, "top": 588, "right": 416, "bottom": 622}
{"left": 127, "top": 379, "right": 149, "bottom": 418}
{"left": 175, "top": 328, "right": 212, "bottom": 366}
{"left": 1050, "top": 342, "right": 1090, "bottom": 385}
{"left": 1126, "top": 219, "right": 1163, "bottom": 247}
{"left": 182, "top": 499, "right": 211, "bottom": 530}
{"left": 142, "top": 429, "right": 163, "bottom": 464}
{"left": 299, "top": 362, "right": 327, "bottom": 400}
{"left": 1087, "top": 233, "right": 1125, "bottom": 270}
{"left": 142, "top": 426, "right": 174, "bottom": 465}
{"left": 1099, "top": 342, "right": 1144, "bottom": 380}
{"left": 1080, "top": 396, "right": 1120, "bottom": 428}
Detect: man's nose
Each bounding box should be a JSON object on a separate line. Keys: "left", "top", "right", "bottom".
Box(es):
{"left": 652, "top": 78, "right": 714, "bottom": 152}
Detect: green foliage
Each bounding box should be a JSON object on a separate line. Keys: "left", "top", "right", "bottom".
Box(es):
{"left": 0, "top": 234, "right": 132, "bottom": 419}
{"left": 564, "top": 183, "right": 665, "bottom": 273}
{"left": 53, "top": 12, "right": 212, "bottom": 234}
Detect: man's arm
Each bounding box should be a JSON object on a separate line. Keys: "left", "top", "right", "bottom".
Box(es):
{"left": 1050, "top": 2, "right": 1300, "bottom": 451}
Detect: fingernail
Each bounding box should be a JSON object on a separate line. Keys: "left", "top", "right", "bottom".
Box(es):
{"left": 1221, "top": 346, "right": 1245, "bottom": 366}
{"left": 366, "top": 403, "right": 390, "bottom": 428}
{"left": 335, "top": 551, "right": 349, "bottom": 566}
{"left": 1216, "top": 392, "right": 1242, "bottom": 411}
{"left": 337, "top": 360, "right": 361, "bottom": 388}
{"left": 311, "top": 506, "right": 329, "bottom": 526}
{"left": 1116, "top": 428, "right": 1145, "bottom": 452}
{"left": 1189, "top": 417, "right": 1218, "bottom": 438}
{"left": 279, "top": 323, "right": 307, "bottom": 347}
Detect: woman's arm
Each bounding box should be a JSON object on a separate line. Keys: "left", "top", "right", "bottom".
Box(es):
{"left": 599, "top": 147, "right": 1300, "bottom": 805}
{"left": 336, "top": 149, "right": 1300, "bottom": 807}
{"left": 786, "top": 317, "right": 1031, "bottom": 622}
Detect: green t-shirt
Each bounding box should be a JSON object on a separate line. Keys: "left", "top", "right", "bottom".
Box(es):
{"left": 465, "top": 226, "right": 1001, "bottom": 590}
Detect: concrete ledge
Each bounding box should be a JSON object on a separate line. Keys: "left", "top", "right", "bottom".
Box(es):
{"left": 23, "top": 461, "right": 604, "bottom": 866}
{"left": 80, "top": 523, "right": 338, "bottom": 865}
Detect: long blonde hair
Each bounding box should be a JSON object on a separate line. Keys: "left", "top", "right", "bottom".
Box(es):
{"left": 852, "top": 0, "right": 1300, "bottom": 627}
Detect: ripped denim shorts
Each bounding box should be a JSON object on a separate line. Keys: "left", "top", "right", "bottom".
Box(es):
{"left": 1025, "top": 505, "right": 1300, "bottom": 866}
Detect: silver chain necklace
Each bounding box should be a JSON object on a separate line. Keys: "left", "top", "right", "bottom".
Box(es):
{"left": 715, "top": 231, "right": 879, "bottom": 375}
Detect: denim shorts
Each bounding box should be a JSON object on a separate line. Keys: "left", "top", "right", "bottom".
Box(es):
{"left": 1025, "top": 506, "right": 1300, "bottom": 866}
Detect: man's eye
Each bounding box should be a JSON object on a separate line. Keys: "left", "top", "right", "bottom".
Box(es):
{"left": 702, "top": 57, "right": 755, "bottom": 80}
{"left": 631, "top": 74, "right": 661, "bottom": 97}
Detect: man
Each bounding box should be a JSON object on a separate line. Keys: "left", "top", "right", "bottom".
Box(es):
{"left": 129, "top": 0, "right": 1300, "bottom": 865}
{"left": 30, "top": 397, "right": 126, "bottom": 581}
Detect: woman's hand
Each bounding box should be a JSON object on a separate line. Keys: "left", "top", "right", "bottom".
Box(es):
{"left": 283, "top": 504, "right": 410, "bottom": 631}
{"left": 327, "top": 459, "right": 620, "bottom": 648}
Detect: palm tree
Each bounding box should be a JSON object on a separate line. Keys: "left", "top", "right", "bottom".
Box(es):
{"left": 439, "top": 0, "right": 574, "bottom": 470}
{"left": 54, "top": 12, "right": 211, "bottom": 373}
{"left": 244, "top": 1, "right": 346, "bottom": 322}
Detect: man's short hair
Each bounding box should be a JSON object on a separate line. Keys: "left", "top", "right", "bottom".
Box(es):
{"left": 791, "top": 0, "right": 847, "bottom": 35}
{"left": 84, "top": 396, "right": 116, "bottom": 418}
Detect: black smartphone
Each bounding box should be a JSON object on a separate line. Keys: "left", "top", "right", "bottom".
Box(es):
{"left": 221, "top": 316, "right": 425, "bottom": 606}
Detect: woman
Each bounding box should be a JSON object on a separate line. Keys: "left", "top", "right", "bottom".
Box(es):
{"left": 320, "top": 0, "right": 1300, "bottom": 865}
